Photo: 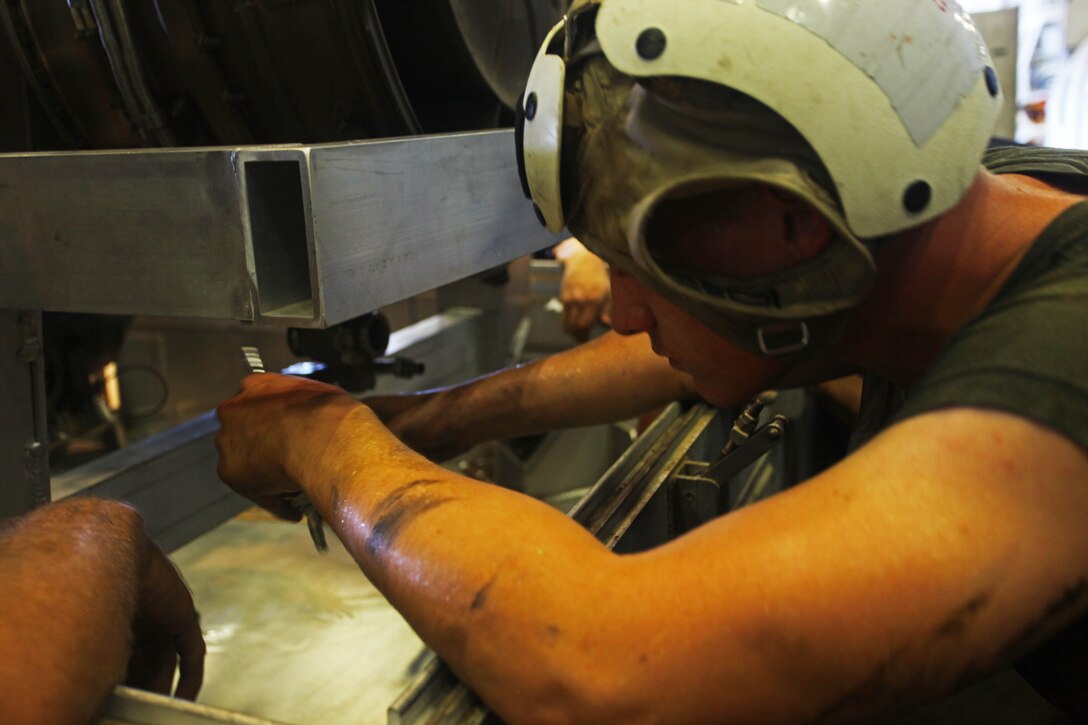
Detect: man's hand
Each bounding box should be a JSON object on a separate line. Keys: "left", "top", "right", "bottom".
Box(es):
{"left": 127, "top": 541, "right": 205, "bottom": 699}
{"left": 0, "top": 499, "right": 206, "bottom": 723}
{"left": 216, "top": 374, "right": 360, "bottom": 519}
{"left": 555, "top": 237, "right": 611, "bottom": 342}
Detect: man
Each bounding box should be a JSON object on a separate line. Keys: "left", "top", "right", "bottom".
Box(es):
{"left": 215, "top": 0, "right": 1088, "bottom": 721}
{"left": 0, "top": 498, "right": 204, "bottom": 723}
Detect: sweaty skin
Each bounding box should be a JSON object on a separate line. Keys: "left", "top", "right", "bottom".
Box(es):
{"left": 0, "top": 499, "right": 204, "bottom": 724}
{"left": 365, "top": 329, "right": 698, "bottom": 462}
{"left": 216, "top": 170, "right": 1088, "bottom": 723}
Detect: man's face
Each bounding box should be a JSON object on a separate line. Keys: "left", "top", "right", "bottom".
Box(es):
{"left": 609, "top": 267, "right": 789, "bottom": 407}
{"left": 605, "top": 184, "right": 832, "bottom": 405}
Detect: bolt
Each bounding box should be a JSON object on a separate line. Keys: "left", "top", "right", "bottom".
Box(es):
{"left": 636, "top": 28, "right": 667, "bottom": 60}
{"left": 903, "top": 180, "right": 932, "bottom": 214}
{"left": 524, "top": 92, "right": 538, "bottom": 121}
{"left": 984, "top": 66, "right": 999, "bottom": 97}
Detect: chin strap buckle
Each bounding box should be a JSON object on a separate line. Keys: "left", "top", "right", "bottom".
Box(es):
{"left": 756, "top": 321, "right": 810, "bottom": 356}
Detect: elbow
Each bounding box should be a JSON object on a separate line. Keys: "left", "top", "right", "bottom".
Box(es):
{"left": 482, "top": 650, "right": 655, "bottom": 725}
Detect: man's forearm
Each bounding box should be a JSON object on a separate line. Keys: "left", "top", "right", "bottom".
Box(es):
{"left": 0, "top": 499, "right": 147, "bottom": 724}
{"left": 425, "top": 331, "right": 696, "bottom": 447}
{"left": 290, "top": 406, "right": 635, "bottom": 722}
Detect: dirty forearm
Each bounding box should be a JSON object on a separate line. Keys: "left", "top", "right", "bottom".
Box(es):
{"left": 0, "top": 499, "right": 148, "bottom": 724}
{"left": 429, "top": 331, "right": 697, "bottom": 447}
{"left": 292, "top": 406, "right": 630, "bottom": 721}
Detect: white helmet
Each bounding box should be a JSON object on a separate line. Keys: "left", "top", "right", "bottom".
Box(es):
{"left": 515, "top": 0, "right": 1001, "bottom": 356}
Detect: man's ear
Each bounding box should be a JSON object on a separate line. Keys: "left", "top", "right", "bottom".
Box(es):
{"left": 762, "top": 186, "right": 835, "bottom": 258}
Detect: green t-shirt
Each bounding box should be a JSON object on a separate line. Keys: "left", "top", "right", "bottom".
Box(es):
{"left": 890, "top": 199, "right": 1088, "bottom": 448}
{"left": 885, "top": 146, "right": 1088, "bottom": 720}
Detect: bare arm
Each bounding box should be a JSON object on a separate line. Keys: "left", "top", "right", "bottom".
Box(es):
{"left": 0, "top": 499, "right": 204, "bottom": 724}
{"left": 217, "top": 376, "right": 1088, "bottom": 723}
{"left": 368, "top": 331, "right": 698, "bottom": 460}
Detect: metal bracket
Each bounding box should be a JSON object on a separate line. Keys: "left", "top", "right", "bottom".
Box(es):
{"left": 1, "top": 310, "right": 51, "bottom": 518}
{"left": 671, "top": 414, "right": 789, "bottom": 534}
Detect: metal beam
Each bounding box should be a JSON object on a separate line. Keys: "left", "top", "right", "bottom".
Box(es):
{"left": 0, "top": 131, "right": 557, "bottom": 326}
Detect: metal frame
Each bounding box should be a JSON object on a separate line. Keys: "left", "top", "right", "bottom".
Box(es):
{"left": 0, "top": 131, "right": 556, "bottom": 324}
{"left": 0, "top": 131, "right": 555, "bottom": 520}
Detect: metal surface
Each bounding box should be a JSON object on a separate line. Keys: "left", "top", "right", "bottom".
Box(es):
{"left": 169, "top": 520, "right": 427, "bottom": 725}
{"left": 97, "top": 686, "right": 286, "bottom": 725}
{"left": 0, "top": 310, "right": 50, "bottom": 519}
{"left": 0, "top": 131, "right": 556, "bottom": 323}
{"left": 370, "top": 308, "right": 489, "bottom": 394}
{"left": 387, "top": 656, "right": 491, "bottom": 725}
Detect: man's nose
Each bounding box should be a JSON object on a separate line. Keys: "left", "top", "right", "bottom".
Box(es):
{"left": 609, "top": 269, "right": 655, "bottom": 336}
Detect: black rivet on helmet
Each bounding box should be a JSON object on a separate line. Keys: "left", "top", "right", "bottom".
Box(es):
{"left": 903, "top": 181, "right": 932, "bottom": 214}
{"left": 984, "top": 66, "right": 999, "bottom": 97}
{"left": 524, "top": 92, "right": 538, "bottom": 121}
{"left": 636, "top": 28, "right": 667, "bottom": 60}
{"left": 532, "top": 203, "right": 547, "bottom": 227}
{"left": 513, "top": 92, "right": 532, "bottom": 200}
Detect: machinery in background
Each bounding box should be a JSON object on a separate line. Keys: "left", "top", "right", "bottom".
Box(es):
{"left": 0, "top": 1, "right": 568, "bottom": 470}
{"left": 0, "top": 0, "right": 566, "bottom": 150}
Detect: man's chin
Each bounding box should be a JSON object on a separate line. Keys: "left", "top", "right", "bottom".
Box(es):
{"left": 692, "top": 369, "right": 785, "bottom": 409}
{"left": 692, "top": 378, "right": 747, "bottom": 409}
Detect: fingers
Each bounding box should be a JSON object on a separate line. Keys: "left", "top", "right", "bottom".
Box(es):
{"left": 562, "top": 289, "right": 610, "bottom": 341}
{"left": 173, "top": 623, "right": 206, "bottom": 700}
{"left": 125, "top": 630, "right": 205, "bottom": 701}
{"left": 563, "top": 303, "right": 593, "bottom": 342}
{"left": 130, "top": 545, "right": 206, "bottom": 699}
{"left": 125, "top": 640, "right": 178, "bottom": 696}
